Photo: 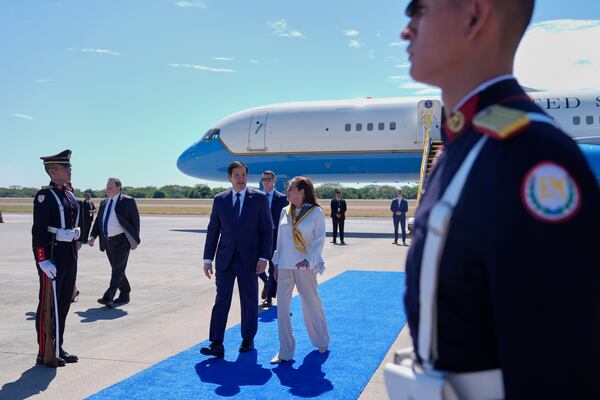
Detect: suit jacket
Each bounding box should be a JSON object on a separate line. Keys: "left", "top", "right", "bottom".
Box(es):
{"left": 91, "top": 193, "right": 141, "bottom": 251}
{"left": 203, "top": 188, "right": 273, "bottom": 271}
{"left": 390, "top": 197, "right": 409, "bottom": 217}
{"left": 330, "top": 198, "right": 347, "bottom": 219}
{"left": 268, "top": 190, "right": 288, "bottom": 250}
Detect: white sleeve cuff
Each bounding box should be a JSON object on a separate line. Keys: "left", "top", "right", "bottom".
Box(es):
{"left": 306, "top": 252, "right": 325, "bottom": 275}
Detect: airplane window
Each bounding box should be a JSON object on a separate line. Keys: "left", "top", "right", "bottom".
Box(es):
{"left": 356, "top": 123, "right": 362, "bottom": 131}
{"left": 345, "top": 123, "right": 351, "bottom": 132}
{"left": 573, "top": 116, "right": 580, "bottom": 125}
{"left": 201, "top": 129, "right": 220, "bottom": 141}
{"left": 367, "top": 123, "right": 373, "bottom": 131}
{"left": 378, "top": 122, "right": 385, "bottom": 131}
{"left": 390, "top": 122, "right": 397, "bottom": 130}
{"left": 586, "top": 116, "right": 594, "bottom": 125}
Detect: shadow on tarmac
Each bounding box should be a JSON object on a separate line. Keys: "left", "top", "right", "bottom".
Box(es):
{"left": 258, "top": 305, "right": 278, "bottom": 323}
{"left": 75, "top": 307, "right": 128, "bottom": 323}
{"left": 171, "top": 229, "right": 394, "bottom": 239}
{"left": 0, "top": 365, "right": 56, "bottom": 400}
{"left": 272, "top": 351, "right": 333, "bottom": 397}
{"left": 195, "top": 350, "right": 271, "bottom": 396}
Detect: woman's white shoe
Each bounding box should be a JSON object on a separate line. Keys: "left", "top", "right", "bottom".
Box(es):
{"left": 270, "top": 353, "right": 289, "bottom": 364}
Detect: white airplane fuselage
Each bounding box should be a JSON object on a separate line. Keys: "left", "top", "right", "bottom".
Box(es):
{"left": 177, "top": 92, "right": 600, "bottom": 183}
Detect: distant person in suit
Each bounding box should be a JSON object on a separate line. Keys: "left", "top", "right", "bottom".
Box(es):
{"left": 390, "top": 190, "right": 409, "bottom": 245}
{"left": 89, "top": 177, "right": 141, "bottom": 308}
{"left": 259, "top": 170, "right": 288, "bottom": 309}
{"left": 330, "top": 190, "right": 347, "bottom": 245}
{"left": 270, "top": 176, "right": 329, "bottom": 364}
{"left": 200, "top": 161, "right": 273, "bottom": 358}
{"left": 80, "top": 192, "right": 96, "bottom": 244}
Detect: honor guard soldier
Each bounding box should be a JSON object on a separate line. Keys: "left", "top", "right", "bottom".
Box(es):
{"left": 384, "top": 1, "right": 600, "bottom": 399}
{"left": 33, "top": 149, "right": 81, "bottom": 367}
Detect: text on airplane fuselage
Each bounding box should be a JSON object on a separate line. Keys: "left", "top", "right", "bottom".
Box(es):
{"left": 532, "top": 96, "right": 600, "bottom": 109}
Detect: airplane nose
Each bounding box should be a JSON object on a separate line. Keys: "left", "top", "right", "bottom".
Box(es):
{"left": 176, "top": 143, "right": 198, "bottom": 176}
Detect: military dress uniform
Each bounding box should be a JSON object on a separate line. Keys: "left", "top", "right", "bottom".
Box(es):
{"left": 404, "top": 77, "right": 600, "bottom": 399}
{"left": 32, "top": 150, "right": 81, "bottom": 365}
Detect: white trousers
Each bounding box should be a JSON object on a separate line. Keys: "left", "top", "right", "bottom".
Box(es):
{"left": 276, "top": 268, "right": 329, "bottom": 360}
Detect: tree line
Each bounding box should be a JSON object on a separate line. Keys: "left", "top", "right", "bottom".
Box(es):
{"left": 0, "top": 183, "right": 417, "bottom": 200}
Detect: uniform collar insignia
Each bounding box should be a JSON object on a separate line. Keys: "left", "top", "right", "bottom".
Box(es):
{"left": 446, "top": 112, "right": 465, "bottom": 133}
{"left": 443, "top": 94, "right": 480, "bottom": 142}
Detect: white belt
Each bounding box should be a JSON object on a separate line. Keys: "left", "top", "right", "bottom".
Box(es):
{"left": 385, "top": 348, "right": 504, "bottom": 400}
{"left": 47, "top": 226, "right": 80, "bottom": 242}
{"left": 447, "top": 368, "right": 504, "bottom": 400}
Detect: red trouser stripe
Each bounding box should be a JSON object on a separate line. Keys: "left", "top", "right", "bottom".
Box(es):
{"left": 39, "top": 274, "right": 46, "bottom": 356}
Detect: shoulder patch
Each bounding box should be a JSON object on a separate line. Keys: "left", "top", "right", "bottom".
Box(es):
{"left": 521, "top": 162, "right": 581, "bottom": 223}
{"left": 473, "top": 105, "right": 530, "bottom": 140}
{"left": 37, "top": 194, "right": 45, "bottom": 203}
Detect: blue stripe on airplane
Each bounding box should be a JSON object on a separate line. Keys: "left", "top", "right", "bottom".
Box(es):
{"left": 177, "top": 139, "right": 423, "bottom": 182}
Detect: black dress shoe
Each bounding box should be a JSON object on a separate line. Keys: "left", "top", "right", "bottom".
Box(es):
{"left": 340, "top": 241, "right": 346, "bottom": 245}
{"left": 114, "top": 296, "right": 130, "bottom": 305}
{"left": 261, "top": 299, "right": 272, "bottom": 309}
{"left": 331, "top": 240, "right": 337, "bottom": 244}
{"left": 36, "top": 355, "right": 66, "bottom": 367}
{"left": 239, "top": 339, "right": 254, "bottom": 353}
{"left": 200, "top": 342, "right": 224, "bottom": 358}
{"left": 59, "top": 350, "right": 78, "bottom": 363}
{"left": 97, "top": 298, "right": 114, "bottom": 308}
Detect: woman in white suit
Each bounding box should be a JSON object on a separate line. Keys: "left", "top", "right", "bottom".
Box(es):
{"left": 271, "top": 176, "right": 329, "bottom": 364}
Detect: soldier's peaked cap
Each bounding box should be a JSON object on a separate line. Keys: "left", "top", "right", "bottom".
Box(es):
{"left": 40, "top": 149, "right": 72, "bottom": 166}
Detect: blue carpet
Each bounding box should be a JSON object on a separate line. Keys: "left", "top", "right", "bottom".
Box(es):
{"left": 88, "top": 270, "right": 406, "bottom": 399}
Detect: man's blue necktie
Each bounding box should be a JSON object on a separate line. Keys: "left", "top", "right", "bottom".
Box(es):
{"left": 103, "top": 198, "right": 113, "bottom": 238}
{"left": 233, "top": 192, "right": 241, "bottom": 223}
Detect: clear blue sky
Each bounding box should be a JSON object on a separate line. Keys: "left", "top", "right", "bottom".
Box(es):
{"left": 2, "top": 0, "right": 599, "bottom": 190}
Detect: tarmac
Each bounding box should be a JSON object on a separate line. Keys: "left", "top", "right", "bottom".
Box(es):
{"left": 0, "top": 212, "right": 412, "bottom": 400}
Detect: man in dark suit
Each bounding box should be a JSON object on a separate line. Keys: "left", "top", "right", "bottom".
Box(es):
{"left": 80, "top": 192, "right": 96, "bottom": 244}
{"left": 200, "top": 161, "right": 273, "bottom": 358}
{"left": 259, "top": 170, "right": 288, "bottom": 309}
{"left": 330, "top": 190, "right": 347, "bottom": 245}
{"left": 390, "top": 189, "right": 409, "bottom": 245}
{"left": 89, "top": 177, "right": 140, "bottom": 307}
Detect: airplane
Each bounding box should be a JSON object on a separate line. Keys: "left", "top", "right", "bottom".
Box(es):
{"left": 177, "top": 91, "right": 600, "bottom": 189}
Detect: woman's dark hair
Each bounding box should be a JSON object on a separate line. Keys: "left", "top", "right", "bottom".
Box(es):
{"left": 292, "top": 176, "right": 320, "bottom": 207}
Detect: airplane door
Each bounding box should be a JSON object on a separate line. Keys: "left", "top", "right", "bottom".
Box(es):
{"left": 248, "top": 111, "right": 268, "bottom": 151}
{"left": 416, "top": 100, "right": 442, "bottom": 143}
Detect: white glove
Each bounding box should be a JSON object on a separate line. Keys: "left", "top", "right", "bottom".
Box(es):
{"left": 38, "top": 260, "right": 57, "bottom": 279}
{"left": 74, "top": 227, "right": 81, "bottom": 240}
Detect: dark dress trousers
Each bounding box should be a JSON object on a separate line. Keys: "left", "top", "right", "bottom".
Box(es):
{"left": 390, "top": 197, "right": 409, "bottom": 242}
{"left": 203, "top": 188, "right": 273, "bottom": 343}
{"left": 91, "top": 193, "right": 140, "bottom": 300}
{"left": 32, "top": 183, "right": 81, "bottom": 352}
{"left": 330, "top": 198, "right": 347, "bottom": 242}
{"left": 263, "top": 190, "right": 288, "bottom": 300}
